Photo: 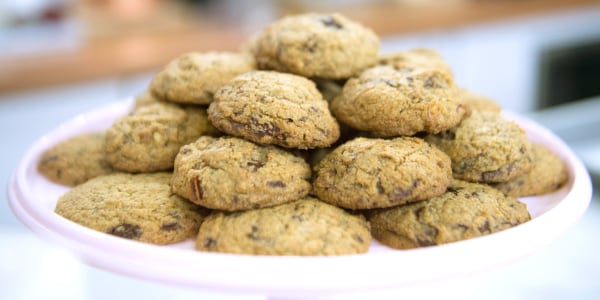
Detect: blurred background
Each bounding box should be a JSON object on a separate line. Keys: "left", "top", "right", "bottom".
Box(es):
{"left": 1, "top": 0, "right": 599, "bottom": 299}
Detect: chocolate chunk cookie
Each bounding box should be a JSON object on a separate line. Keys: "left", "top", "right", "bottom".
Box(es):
{"left": 368, "top": 180, "right": 531, "bottom": 249}
{"left": 55, "top": 172, "right": 208, "bottom": 245}
{"left": 37, "top": 132, "right": 114, "bottom": 186}
{"left": 426, "top": 111, "right": 534, "bottom": 183}
{"left": 493, "top": 143, "right": 569, "bottom": 197}
{"left": 171, "top": 136, "right": 312, "bottom": 211}
{"left": 208, "top": 70, "right": 340, "bottom": 149}
{"left": 104, "top": 101, "right": 218, "bottom": 173}
{"left": 313, "top": 137, "right": 452, "bottom": 210}
{"left": 196, "top": 197, "right": 371, "bottom": 255}
{"left": 378, "top": 48, "right": 453, "bottom": 74}
{"left": 251, "top": 13, "right": 380, "bottom": 79}
{"left": 150, "top": 52, "right": 256, "bottom": 105}
{"left": 331, "top": 65, "right": 466, "bottom": 137}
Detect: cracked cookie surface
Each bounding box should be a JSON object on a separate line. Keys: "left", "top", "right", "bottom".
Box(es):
{"left": 331, "top": 65, "right": 466, "bottom": 137}
{"left": 208, "top": 70, "right": 340, "bottom": 149}
{"left": 425, "top": 111, "right": 533, "bottom": 183}
{"left": 313, "top": 137, "right": 452, "bottom": 209}
{"left": 150, "top": 52, "right": 256, "bottom": 105}
{"left": 196, "top": 197, "right": 371, "bottom": 255}
{"left": 104, "top": 101, "right": 218, "bottom": 173}
{"left": 38, "top": 132, "right": 114, "bottom": 186}
{"left": 368, "top": 180, "right": 531, "bottom": 249}
{"left": 55, "top": 172, "right": 208, "bottom": 245}
{"left": 171, "top": 136, "right": 311, "bottom": 211}
{"left": 251, "top": 13, "right": 379, "bottom": 79}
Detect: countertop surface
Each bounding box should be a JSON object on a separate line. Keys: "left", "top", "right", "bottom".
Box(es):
{"left": 1, "top": 0, "right": 600, "bottom": 93}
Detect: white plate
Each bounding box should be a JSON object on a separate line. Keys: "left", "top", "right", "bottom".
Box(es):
{"left": 7, "top": 99, "right": 593, "bottom": 296}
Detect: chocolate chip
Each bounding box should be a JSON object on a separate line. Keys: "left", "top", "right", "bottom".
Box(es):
{"left": 353, "top": 234, "right": 365, "bottom": 244}
{"left": 267, "top": 180, "right": 287, "bottom": 188}
{"left": 321, "top": 15, "right": 343, "bottom": 29}
{"left": 291, "top": 214, "right": 304, "bottom": 221}
{"left": 390, "top": 180, "right": 421, "bottom": 201}
{"left": 161, "top": 221, "right": 181, "bottom": 231}
{"left": 191, "top": 177, "right": 204, "bottom": 201}
{"left": 109, "top": 223, "right": 142, "bottom": 239}
{"left": 246, "top": 160, "right": 265, "bottom": 172}
{"left": 376, "top": 179, "right": 385, "bottom": 194}
{"left": 246, "top": 225, "right": 260, "bottom": 240}
{"left": 203, "top": 237, "right": 217, "bottom": 248}
{"left": 478, "top": 220, "right": 491, "bottom": 233}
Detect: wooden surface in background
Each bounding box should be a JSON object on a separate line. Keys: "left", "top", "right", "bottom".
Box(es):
{"left": 1, "top": 0, "right": 598, "bottom": 93}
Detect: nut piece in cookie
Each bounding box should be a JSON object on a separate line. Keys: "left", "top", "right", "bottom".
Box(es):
{"left": 313, "top": 137, "right": 452, "bottom": 210}
{"left": 368, "top": 180, "right": 531, "bottom": 249}
{"left": 104, "top": 101, "right": 217, "bottom": 173}
{"left": 252, "top": 13, "right": 380, "bottom": 79}
{"left": 426, "top": 111, "right": 534, "bottom": 183}
{"left": 171, "top": 136, "right": 312, "bottom": 211}
{"left": 208, "top": 70, "right": 340, "bottom": 149}
{"left": 196, "top": 197, "right": 371, "bottom": 255}
{"left": 55, "top": 173, "right": 208, "bottom": 245}
{"left": 37, "top": 132, "right": 114, "bottom": 186}
{"left": 493, "top": 143, "right": 569, "bottom": 197}
{"left": 150, "top": 52, "right": 256, "bottom": 105}
{"left": 331, "top": 65, "right": 466, "bottom": 137}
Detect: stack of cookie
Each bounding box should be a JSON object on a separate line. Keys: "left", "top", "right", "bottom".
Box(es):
{"left": 42, "top": 12, "right": 568, "bottom": 255}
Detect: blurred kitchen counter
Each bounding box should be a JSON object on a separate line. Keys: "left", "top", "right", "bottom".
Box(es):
{"left": 1, "top": 0, "right": 599, "bottom": 94}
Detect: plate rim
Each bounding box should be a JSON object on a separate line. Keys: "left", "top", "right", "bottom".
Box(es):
{"left": 7, "top": 99, "right": 593, "bottom": 295}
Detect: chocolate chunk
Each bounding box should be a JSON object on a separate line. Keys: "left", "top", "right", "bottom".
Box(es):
{"left": 478, "top": 220, "right": 491, "bottom": 233}
{"left": 203, "top": 237, "right": 217, "bottom": 248}
{"left": 321, "top": 15, "right": 343, "bottom": 29}
{"left": 246, "top": 160, "right": 265, "bottom": 172}
{"left": 267, "top": 180, "right": 287, "bottom": 188}
{"left": 109, "top": 223, "right": 142, "bottom": 239}
{"left": 161, "top": 221, "right": 181, "bottom": 231}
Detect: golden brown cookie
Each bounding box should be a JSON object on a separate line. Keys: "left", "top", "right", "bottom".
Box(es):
{"left": 426, "top": 111, "right": 534, "bottom": 183}
{"left": 368, "top": 180, "right": 531, "bottom": 249}
{"left": 55, "top": 172, "right": 208, "bottom": 245}
{"left": 208, "top": 70, "right": 340, "bottom": 149}
{"left": 104, "top": 101, "right": 218, "bottom": 173}
{"left": 493, "top": 143, "right": 569, "bottom": 197}
{"left": 37, "top": 132, "right": 114, "bottom": 186}
{"left": 313, "top": 137, "right": 452, "bottom": 210}
{"left": 456, "top": 88, "right": 502, "bottom": 114}
{"left": 150, "top": 52, "right": 256, "bottom": 105}
{"left": 171, "top": 136, "right": 312, "bottom": 211}
{"left": 251, "top": 13, "right": 380, "bottom": 79}
{"left": 331, "top": 65, "right": 467, "bottom": 137}
{"left": 196, "top": 197, "right": 371, "bottom": 255}
{"left": 378, "top": 48, "right": 453, "bottom": 74}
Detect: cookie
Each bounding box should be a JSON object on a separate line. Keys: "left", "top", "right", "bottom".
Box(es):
{"left": 251, "top": 13, "right": 380, "bottom": 79}
{"left": 104, "top": 101, "right": 218, "bottom": 173}
{"left": 331, "top": 65, "right": 467, "bottom": 137}
{"left": 55, "top": 172, "right": 208, "bottom": 245}
{"left": 456, "top": 88, "right": 502, "bottom": 114}
{"left": 426, "top": 111, "right": 534, "bottom": 183}
{"left": 313, "top": 137, "right": 452, "bottom": 210}
{"left": 196, "top": 197, "right": 371, "bottom": 255}
{"left": 208, "top": 70, "right": 340, "bottom": 149}
{"left": 171, "top": 136, "right": 312, "bottom": 211}
{"left": 368, "top": 180, "right": 531, "bottom": 249}
{"left": 378, "top": 48, "right": 453, "bottom": 74}
{"left": 493, "top": 143, "right": 569, "bottom": 196}
{"left": 37, "top": 132, "right": 113, "bottom": 186}
{"left": 150, "top": 52, "right": 256, "bottom": 105}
